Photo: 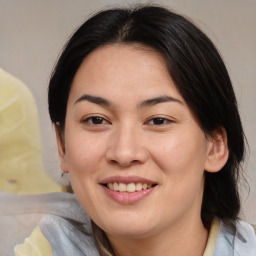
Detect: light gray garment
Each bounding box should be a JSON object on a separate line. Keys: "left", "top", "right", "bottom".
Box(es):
{"left": 1, "top": 191, "right": 255, "bottom": 256}
{"left": 39, "top": 214, "right": 98, "bottom": 256}
{"left": 41, "top": 214, "right": 256, "bottom": 256}
{"left": 0, "top": 191, "right": 98, "bottom": 256}
{"left": 214, "top": 219, "right": 256, "bottom": 256}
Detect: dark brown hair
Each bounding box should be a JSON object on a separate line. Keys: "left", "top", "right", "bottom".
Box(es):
{"left": 48, "top": 5, "right": 246, "bottom": 255}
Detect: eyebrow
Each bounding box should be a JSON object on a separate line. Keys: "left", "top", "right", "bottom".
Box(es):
{"left": 139, "top": 95, "right": 183, "bottom": 108}
{"left": 75, "top": 94, "right": 111, "bottom": 107}
{"left": 74, "top": 94, "right": 183, "bottom": 108}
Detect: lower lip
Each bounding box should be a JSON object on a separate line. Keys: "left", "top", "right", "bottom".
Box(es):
{"left": 101, "top": 185, "right": 156, "bottom": 204}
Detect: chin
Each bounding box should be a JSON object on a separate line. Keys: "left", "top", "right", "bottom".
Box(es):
{"left": 97, "top": 216, "right": 159, "bottom": 239}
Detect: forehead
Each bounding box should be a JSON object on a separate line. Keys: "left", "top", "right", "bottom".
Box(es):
{"left": 68, "top": 44, "right": 183, "bottom": 104}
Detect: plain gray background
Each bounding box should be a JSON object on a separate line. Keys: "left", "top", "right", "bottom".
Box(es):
{"left": 0, "top": 0, "right": 255, "bottom": 224}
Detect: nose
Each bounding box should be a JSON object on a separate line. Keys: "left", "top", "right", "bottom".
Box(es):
{"left": 106, "top": 124, "right": 148, "bottom": 167}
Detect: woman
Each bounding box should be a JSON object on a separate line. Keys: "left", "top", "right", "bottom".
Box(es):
{"left": 15, "top": 5, "right": 255, "bottom": 256}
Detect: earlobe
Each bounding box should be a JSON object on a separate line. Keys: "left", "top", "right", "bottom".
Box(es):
{"left": 204, "top": 128, "right": 229, "bottom": 173}
{"left": 55, "top": 123, "right": 69, "bottom": 173}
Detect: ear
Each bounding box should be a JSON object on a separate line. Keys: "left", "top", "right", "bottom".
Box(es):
{"left": 55, "top": 123, "right": 69, "bottom": 173}
{"left": 204, "top": 127, "right": 229, "bottom": 173}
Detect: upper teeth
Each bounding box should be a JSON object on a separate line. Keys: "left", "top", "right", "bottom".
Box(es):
{"left": 107, "top": 182, "right": 152, "bottom": 193}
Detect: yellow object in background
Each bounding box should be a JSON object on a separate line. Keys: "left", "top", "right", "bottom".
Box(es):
{"left": 14, "top": 226, "right": 53, "bottom": 256}
{"left": 0, "top": 69, "right": 62, "bottom": 194}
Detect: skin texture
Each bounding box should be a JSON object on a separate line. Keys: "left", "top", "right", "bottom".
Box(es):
{"left": 56, "top": 44, "right": 229, "bottom": 256}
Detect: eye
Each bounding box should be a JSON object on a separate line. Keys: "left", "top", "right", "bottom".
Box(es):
{"left": 146, "top": 117, "right": 173, "bottom": 125}
{"left": 82, "top": 116, "right": 110, "bottom": 125}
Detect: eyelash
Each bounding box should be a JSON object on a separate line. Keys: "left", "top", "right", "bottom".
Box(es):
{"left": 146, "top": 117, "right": 173, "bottom": 126}
{"left": 82, "top": 115, "right": 173, "bottom": 126}
{"left": 82, "top": 116, "right": 110, "bottom": 125}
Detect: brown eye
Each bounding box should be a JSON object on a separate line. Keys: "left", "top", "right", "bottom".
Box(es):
{"left": 148, "top": 117, "right": 172, "bottom": 125}
{"left": 152, "top": 118, "right": 165, "bottom": 125}
{"left": 90, "top": 117, "right": 105, "bottom": 124}
{"left": 83, "top": 116, "right": 109, "bottom": 125}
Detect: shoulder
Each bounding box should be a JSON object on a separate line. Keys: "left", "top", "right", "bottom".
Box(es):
{"left": 234, "top": 220, "right": 256, "bottom": 255}
{"left": 14, "top": 226, "right": 53, "bottom": 256}
{"left": 11, "top": 192, "right": 99, "bottom": 256}
{"left": 14, "top": 214, "right": 99, "bottom": 256}
{"left": 38, "top": 214, "right": 99, "bottom": 255}
{"left": 214, "top": 219, "right": 256, "bottom": 256}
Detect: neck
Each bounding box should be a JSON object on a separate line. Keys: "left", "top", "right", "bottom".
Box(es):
{"left": 107, "top": 216, "right": 209, "bottom": 256}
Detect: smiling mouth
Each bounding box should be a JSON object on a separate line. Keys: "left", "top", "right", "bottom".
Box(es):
{"left": 103, "top": 182, "right": 157, "bottom": 193}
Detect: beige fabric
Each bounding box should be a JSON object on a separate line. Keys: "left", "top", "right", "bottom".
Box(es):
{"left": 203, "top": 218, "right": 220, "bottom": 256}
{"left": 14, "top": 226, "right": 53, "bottom": 256}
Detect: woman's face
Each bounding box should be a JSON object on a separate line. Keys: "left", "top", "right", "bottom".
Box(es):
{"left": 58, "top": 44, "right": 215, "bottom": 239}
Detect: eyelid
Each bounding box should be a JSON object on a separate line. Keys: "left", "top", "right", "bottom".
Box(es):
{"left": 144, "top": 115, "right": 175, "bottom": 125}
{"left": 81, "top": 114, "right": 111, "bottom": 125}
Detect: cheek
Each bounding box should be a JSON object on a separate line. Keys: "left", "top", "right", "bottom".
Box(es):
{"left": 150, "top": 135, "right": 206, "bottom": 216}
{"left": 151, "top": 137, "right": 195, "bottom": 171}
{"left": 64, "top": 134, "right": 105, "bottom": 211}
{"left": 65, "top": 133, "right": 106, "bottom": 176}
{"left": 150, "top": 131, "right": 208, "bottom": 183}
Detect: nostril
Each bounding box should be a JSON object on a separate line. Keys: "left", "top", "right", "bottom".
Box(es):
{"left": 108, "top": 158, "right": 139, "bottom": 167}
{"left": 109, "top": 159, "right": 119, "bottom": 165}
